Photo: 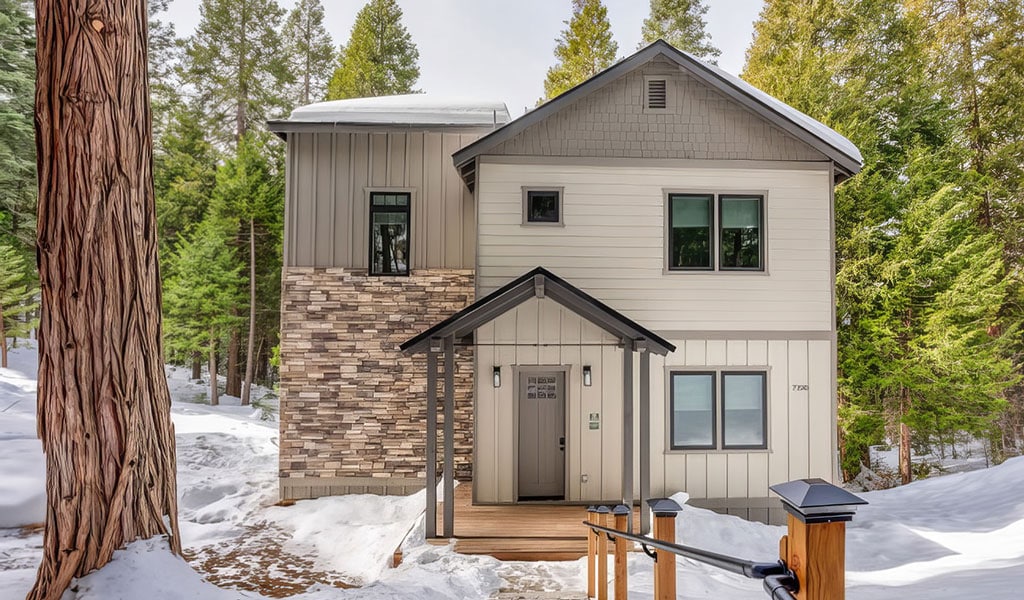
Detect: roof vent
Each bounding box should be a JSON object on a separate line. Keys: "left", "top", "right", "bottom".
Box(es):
{"left": 647, "top": 79, "right": 667, "bottom": 109}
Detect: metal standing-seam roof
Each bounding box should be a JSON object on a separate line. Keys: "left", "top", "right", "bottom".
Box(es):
{"left": 267, "top": 94, "right": 511, "bottom": 133}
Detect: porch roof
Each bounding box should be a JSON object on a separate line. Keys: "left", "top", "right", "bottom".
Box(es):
{"left": 399, "top": 266, "right": 675, "bottom": 356}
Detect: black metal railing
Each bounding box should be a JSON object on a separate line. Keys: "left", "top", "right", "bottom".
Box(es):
{"left": 583, "top": 517, "right": 799, "bottom": 600}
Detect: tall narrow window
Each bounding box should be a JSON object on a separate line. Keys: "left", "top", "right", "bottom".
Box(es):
{"left": 719, "top": 195, "right": 763, "bottom": 270}
{"left": 721, "top": 372, "right": 767, "bottom": 449}
{"left": 369, "top": 192, "right": 410, "bottom": 275}
{"left": 670, "top": 372, "right": 716, "bottom": 449}
{"left": 668, "top": 194, "right": 713, "bottom": 270}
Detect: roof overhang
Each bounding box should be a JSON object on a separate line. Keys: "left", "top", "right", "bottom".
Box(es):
{"left": 401, "top": 267, "right": 676, "bottom": 356}
{"left": 452, "top": 40, "right": 862, "bottom": 183}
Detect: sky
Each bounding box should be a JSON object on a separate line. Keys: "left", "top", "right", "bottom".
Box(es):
{"left": 164, "top": 0, "right": 767, "bottom": 117}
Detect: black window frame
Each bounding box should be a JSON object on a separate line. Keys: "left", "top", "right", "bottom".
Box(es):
{"left": 667, "top": 193, "right": 715, "bottom": 271}
{"left": 720, "top": 371, "right": 768, "bottom": 450}
{"left": 368, "top": 191, "right": 411, "bottom": 276}
{"left": 668, "top": 370, "right": 718, "bottom": 450}
{"left": 668, "top": 369, "right": 768, "bottom": 451}
{"left": 718, "top": 195, "right": 765, "bottom": 272}
{"left": 665, "top": 192, "right": 766, "bottom": 272}
{"left": 523, "top": 188, "right": 563, "bottom": 226}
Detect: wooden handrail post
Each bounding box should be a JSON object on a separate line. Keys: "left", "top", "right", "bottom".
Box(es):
{"left": 596, "top": 506, "right": 610, "bottom": 600}
{"left": 648, "top": 498, "right": 681, "bottom": 600}
{"left": 586, "top": 507, "right": 597, "bottom": 599}
{"left": 770, "top": 479, "right": 868, "bottom": 600}
{"left": 613, "top": 505, "right": 631, "bottom": 600}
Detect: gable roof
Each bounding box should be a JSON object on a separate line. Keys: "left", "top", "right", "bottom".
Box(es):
{"left": 453, "top": 40, "right": 862, "bottom": 180}
{"left": 400, "top": 267, "right": 676, "bottom": 356}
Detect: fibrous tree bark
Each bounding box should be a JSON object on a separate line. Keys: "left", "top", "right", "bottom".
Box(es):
{"left": 30, "top": 2, "right": 182, "bottom": 599}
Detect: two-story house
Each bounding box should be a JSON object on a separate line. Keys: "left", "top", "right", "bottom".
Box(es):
{"left": 267, "top": 41, "right": 862, "bottom": 532}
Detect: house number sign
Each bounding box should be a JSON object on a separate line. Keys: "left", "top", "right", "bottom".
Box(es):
{"left": 792, "top": 384, "right": 809, "bottom": 391}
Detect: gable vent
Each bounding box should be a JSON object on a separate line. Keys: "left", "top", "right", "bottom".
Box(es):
{"left": 647, "top": 79, "right": 667, "bottom": 109}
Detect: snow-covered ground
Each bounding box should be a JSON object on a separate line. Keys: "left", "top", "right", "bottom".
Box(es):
{"left": 2, "top": 343, "right": 1024, "bottom": 599}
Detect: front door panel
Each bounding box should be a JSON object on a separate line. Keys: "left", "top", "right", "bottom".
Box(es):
{"left": 518, "top": 371, "right": 566, "bottom": 499}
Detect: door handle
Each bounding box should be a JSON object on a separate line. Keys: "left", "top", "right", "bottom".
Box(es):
{"left": 559, "top": 436, "right": 565, "bottom": 451}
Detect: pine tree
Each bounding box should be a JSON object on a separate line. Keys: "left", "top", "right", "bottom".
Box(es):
{"left": 640, "top": 0, "right": 720, "bottom": 61}
{"left": 153, "top": 100, "right": 220, "bottom": 262}
{"left": 181, "top": 0, "right": 289, "bottom": 144}
{"left": 0, "top": 0, "right": 36, "bottom": 249}
{"left": 326, "top": 0, "right": 420, "bottom": 100}
{"left": 281, "top": 0, "right": 335, "bottom": 105}
{"left": 208, "top": 133, "right": 284, "bottom": 405}
{"left": 0, "top": 241, "right": 37, "bottom": 368}
{"left": 148, "top": 0, "right": 181, "bottom": 142}
{"left": 543, "top": 0, "right": 619, "bottom": 101}
{"left": 745, "top": 0, "right": 1016, "bottom": 481}
{"left": 163, "top": 217, "right": 245, "bottom": 405}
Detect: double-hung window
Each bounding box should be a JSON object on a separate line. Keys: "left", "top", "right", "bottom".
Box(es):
{"left": 670, "top": 370, "right": 767, "bottom": 450}
{"left": 369, "top": 192, "right": 410, "bottom": 276}
{"left": 667, "top": 193, "right": 764, "bottom": 271}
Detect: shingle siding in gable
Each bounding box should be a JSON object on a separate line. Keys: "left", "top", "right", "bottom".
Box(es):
{"left": 491, "top": 58, "right": 827, "bottom": 162}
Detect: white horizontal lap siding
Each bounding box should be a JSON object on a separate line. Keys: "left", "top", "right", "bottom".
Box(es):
{"left": 477, "top": 163, "right": 833, "bottom": 331}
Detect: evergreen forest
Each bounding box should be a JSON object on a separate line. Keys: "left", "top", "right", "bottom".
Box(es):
{"left": 1, "top": 0, "right": 1021, "bottom": 482}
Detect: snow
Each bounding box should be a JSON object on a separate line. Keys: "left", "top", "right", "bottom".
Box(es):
{"left": 3, "top": 343, "right": 1024, "bottom": 599}
{"left": 286, "top": 94, "right": 511, "bottom": 127}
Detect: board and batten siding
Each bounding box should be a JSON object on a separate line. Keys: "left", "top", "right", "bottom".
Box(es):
{"left": 284, "top": 129, "right": 488, "bottom": 269}
{"left": 474, "top": 298, "right": 836, "bottom": 506}
{"left": 476, "top": 162, "right": 834, "bottom": 332}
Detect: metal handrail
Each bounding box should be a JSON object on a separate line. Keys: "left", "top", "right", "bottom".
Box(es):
{"left": 583, "top": 519, "right": 798, "bottom": 599}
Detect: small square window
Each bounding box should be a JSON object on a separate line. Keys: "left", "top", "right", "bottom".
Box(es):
{"left": 522, "top": 188, "right": 563, "bottom": 225}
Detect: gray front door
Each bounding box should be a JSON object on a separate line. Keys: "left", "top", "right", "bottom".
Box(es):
{"left": 518, "top": 371, "right": 566, "bottom": 499}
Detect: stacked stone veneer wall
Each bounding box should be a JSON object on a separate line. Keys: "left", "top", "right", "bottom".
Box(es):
{"left": 279, "top": 267, "right": 475, "bottom": 500}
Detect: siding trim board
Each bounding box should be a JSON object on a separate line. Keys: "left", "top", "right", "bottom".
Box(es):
{"left": 481, "top": 155, "right": 835, "bottom": 171}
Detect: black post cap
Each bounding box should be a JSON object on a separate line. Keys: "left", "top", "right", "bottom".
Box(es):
{"left": 769, "top": 478, "right": 868, "bottom": 524}
{"left": 645, "top": 497, "right": 683, "bottom": 517}
{"left": 612, "top": 504, "right": 631, "bottom": 516}
{"left": 596, "top": 505, "right": 612, "bottom": 514}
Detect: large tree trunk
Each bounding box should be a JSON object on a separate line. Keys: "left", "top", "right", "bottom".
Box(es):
{"left": 30, "top": 2, "right": 181, "bottom": 599}
{"left": 241, "top": 218, "right": 255, "bottom": 406}
{"left": 899, "top": 385, "right": 912, "bottom": 485}
{"left": 191, "top": 351, "right": 201, "bottom": 380}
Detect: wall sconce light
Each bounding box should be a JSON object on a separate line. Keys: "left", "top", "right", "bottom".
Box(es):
{"left": 583, "top": 365, "right": 592, "bottom": 387}
{"left": 493, "top": 366, "right": 501, "bottom": 388}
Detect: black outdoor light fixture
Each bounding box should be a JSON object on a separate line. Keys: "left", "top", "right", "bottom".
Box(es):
{"left": 583, "top": 365, "right": 592, "bottom": 386}
{"left": 493, "top": 366, "right": 501, "bottom": 388}
{"left": 769, "top": 478, "right": 868, "bottom": 523}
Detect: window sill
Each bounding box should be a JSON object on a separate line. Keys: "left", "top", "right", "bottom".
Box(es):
{"left": 664, "top": 448, "right": 772, "bottom": 455}
{"left": 662, "top": 268, "right": 770, "bottom": 276}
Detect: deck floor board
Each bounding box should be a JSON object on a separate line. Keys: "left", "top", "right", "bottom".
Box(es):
{"left": 431, "top": 485, "right": 640, "bottom": 561}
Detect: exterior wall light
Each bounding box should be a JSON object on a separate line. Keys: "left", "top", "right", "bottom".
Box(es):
{"left": 493, "top": 366, "right": 501, "bottom": 388}
{"left": 583, "top": 365, "right": 592, "bottom": 386}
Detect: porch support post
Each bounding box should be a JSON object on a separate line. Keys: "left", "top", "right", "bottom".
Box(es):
{"left": 639, "top": 347, "right": 651, "bottom": 535}
{"left": 621, "top": 340, "right": 634, "bottom": 530}
{"left": 443, "top": 334, "right": 456, "bottom": 538}
{"left": 425, "top": 349, "right": 438, "bottom": 538}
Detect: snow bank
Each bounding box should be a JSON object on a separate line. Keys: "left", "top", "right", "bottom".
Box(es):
{"left": 62, "top": 538, "right": 263, "bottom": 600}
{"left": 266, "top": 490, "right": 425, "bottom": 585}
{"left": 0, "top": 343, "right": 44, "bottom": 528}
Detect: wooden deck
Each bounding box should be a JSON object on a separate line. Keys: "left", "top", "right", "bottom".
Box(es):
{"left": 428, "top": 485, "right": 640, "bottom": 561}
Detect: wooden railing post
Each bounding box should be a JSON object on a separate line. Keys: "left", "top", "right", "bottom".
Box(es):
{"left": 613, "top": 505, "right": 631, "bottom": 600}
{"left": 586, "top": 507, "right": 597, "bottom": 599}
{"left": 648, "top": 498, "right": 682, "bottom": 600}
{"left": 596, "top": 506, "right": 610, "bottom": 600}
{"left": 770, "top": 479, "right": 868, "bottom": 600}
